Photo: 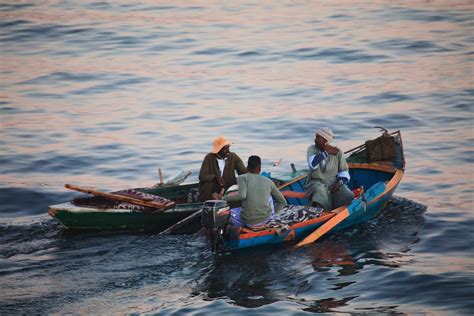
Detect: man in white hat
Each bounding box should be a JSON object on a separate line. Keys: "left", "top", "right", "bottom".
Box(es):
{"left": 304, "top": 128, "right": 354, "bottom": 210}
{"left": 198, "top": 136, "right": 247, "bottom": 202}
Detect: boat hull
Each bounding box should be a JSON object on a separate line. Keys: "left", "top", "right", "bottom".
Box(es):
{"left": 48, "top": 183, "right": 204, "bottom": 232}
{"left": 222, "top": 171, "right": 400, "bottom": 250}
{"left": 48, "top": 202, "right": 202, "bottom": 232}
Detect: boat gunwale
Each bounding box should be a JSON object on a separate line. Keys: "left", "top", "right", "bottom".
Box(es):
{"left": 367, "top": 169, "right": 403, "bottom": 206}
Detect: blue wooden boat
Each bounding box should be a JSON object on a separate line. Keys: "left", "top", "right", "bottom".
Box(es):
{"left": 202, "top": 130, "right": 405, "bottom": 250}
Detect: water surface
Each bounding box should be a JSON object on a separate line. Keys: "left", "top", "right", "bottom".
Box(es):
{"left": 1, "top": 1, "right": 473, "bottom": 314}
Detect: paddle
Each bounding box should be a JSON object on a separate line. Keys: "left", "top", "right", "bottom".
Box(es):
{"left": 159, "top": 187, "right": 225, "bottom": 235}
{"left": 295, "top": 180, "right": 385, "bottom": 248}
{"left": 294, "top": 206, "right": 350, "bottom": 248}
{"left": 159, "top": 208, "right": 203, "bottom": 235}
{"left": 65, "top": 184, "right": 175, "bottom": 211}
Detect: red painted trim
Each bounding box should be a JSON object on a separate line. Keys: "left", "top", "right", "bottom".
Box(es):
{"left": 281, "top": 191, "right": 307, "bottom": 198}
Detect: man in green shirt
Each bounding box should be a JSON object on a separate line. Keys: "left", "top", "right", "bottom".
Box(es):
{"left": 223, "top": 155, "right": 287, "bottom": 227}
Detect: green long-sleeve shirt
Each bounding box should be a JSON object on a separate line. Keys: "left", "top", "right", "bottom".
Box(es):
{"left": 224, "top": 173, "right": 287, "bottom": 225}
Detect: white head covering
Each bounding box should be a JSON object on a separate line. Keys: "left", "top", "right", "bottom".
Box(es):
{"left": 316, "top": 127, "right": 334, "bottom": 144}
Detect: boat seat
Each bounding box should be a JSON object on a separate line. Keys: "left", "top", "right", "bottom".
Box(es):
{"left": 281, "top": 187, "right": 364, "bottom": 199}
{"left": 281, "top": 190, "right": 306, "bottom": 199}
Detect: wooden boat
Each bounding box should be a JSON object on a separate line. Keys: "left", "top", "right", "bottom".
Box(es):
{"left": 202, "top": 130, "right": 405, "bottom": 250}
{"left": 48, "top": 168, "right": 307, "bottom": 232}
{"left": 48, "top": 183, "right": 204, "bottom": 232}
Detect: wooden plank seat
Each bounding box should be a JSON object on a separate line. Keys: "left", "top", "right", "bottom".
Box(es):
{"left": 281, "top": 187, "right": 364, "bottom": 200}
{"left": 281, "top": 190, "right": 307, "bottom": 199}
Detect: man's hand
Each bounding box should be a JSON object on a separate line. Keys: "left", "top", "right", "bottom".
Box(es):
{"left": 212, "top": 186, "right": 226, "bottom": 200}
{"left": 217, "top": 175, "right": 226, "bottom": 187}
{"left": 330, "top": 181, "right": 341, "bottom": 193}
{"left": 212, "top": 192, "right": 223, "bottom": 200}
{"left": 325, "top": 144, "right": 339, "bottom": 155}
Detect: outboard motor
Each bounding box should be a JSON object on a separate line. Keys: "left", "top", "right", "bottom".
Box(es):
{"left": 201, "top": 200, "right": 231, "bottom": 250}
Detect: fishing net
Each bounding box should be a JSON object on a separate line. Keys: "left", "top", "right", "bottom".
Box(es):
{"left": 230, "top": 205, "right": 326, "bottom": 233}
{"left": 268, "top": 205, "right": 325, "bottom": 226}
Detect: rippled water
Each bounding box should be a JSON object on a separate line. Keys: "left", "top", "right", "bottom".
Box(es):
{"left": 1, "top": 1, "right": 473, "bottom": 314}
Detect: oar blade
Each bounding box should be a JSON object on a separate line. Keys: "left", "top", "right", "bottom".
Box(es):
{"left": 294, "top": 208, "right": 350, "bottom": 248}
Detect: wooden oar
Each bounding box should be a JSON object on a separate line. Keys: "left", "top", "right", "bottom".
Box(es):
{"left": 295, "top": 182, "right": 383, "bottom": 248}
{"left": 160, "top": 187, "right": 225, "bottom": 235}
{"left": 159, "top": 208, "right": 203, "bottom": 235}
{"left": 65, "top": 184, "right": 175, "bottom": 211}
{"left": 294, "top": 207, "right": 350, "bottom": 248}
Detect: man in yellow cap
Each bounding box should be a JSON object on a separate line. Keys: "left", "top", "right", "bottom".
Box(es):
{"left": 304, "top": 127, "right": 354, "bottom": 210}
{"left": 198, "top": 136, "right": 247, "bottom": 202}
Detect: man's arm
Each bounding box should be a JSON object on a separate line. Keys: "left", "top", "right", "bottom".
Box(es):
{"left": 308, "top": 151, "right": 328, "bottom": 170}
{"left": 307, "top": 145, "right": 337, "bottom": 170}
{"left": 330, "top": 150, "right": 351, "bottom": 193}
{"left": 199, "top": 154, "right": 217, "bottom": 182}
{"left": 337, "top": 150, "right": 350, "bottom": 184}
{"left": 224, "top": 176, "right": 247, "bottom": 202}
{"left": 234, "top": 153, "right": 247, "bottom": 175}
{"left": 336, "top": 170, "right": 350, "bottom": 185}
{"left": 270, "top": 183, "right": 287, "bottom": 213}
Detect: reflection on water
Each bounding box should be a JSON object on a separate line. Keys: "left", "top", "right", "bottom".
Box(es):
{"left": 309, "top": 241, "right": 358, "bottom": 275}
{"left": 189, "top": 197, "right": 428, "bottom": 313}
{"left": 204, "top": 251, "right": 277, "bottom": 308}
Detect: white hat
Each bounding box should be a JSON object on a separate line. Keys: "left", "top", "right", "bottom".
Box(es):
{"left": 316, "top": 127, "right": 334, "bottom": 143}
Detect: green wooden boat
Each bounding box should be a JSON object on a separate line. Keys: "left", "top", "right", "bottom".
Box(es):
{"left": 48, "top": 169, "right": 308, "bottom": 232}
{"left": 48, "top": 183, "right": 203, "bottom": 232}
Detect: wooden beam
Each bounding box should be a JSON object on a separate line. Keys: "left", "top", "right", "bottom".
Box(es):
{"left": 65, "top": 184, "right": 175, "bottom": 211}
